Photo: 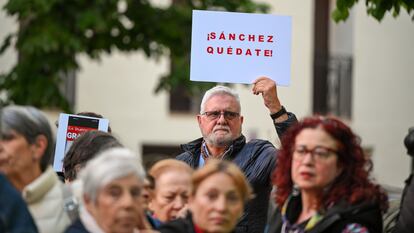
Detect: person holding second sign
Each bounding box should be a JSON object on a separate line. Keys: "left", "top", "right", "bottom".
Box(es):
{"left": 176, "top": 77, "right": 297, "bottom": 233}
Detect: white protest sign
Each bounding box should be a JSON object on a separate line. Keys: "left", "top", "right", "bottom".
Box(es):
{"left": 190, "top": 10, "right": 292, "bottom": 85}
{"left": 53, "top": 113, "right": 109, "bottom": 172}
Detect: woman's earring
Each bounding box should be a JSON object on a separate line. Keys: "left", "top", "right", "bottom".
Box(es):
{"left": 292, "top": 184, "right": 300, "bottom": 196}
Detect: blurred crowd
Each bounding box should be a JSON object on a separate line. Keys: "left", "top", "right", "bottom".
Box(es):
{"left": 0, "top": 77, "right": 412, "bottom": 233}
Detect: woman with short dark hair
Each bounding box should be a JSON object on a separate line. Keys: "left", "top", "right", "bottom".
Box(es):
{"left": 63, "top": 130, "right": 122, "bottom": 182}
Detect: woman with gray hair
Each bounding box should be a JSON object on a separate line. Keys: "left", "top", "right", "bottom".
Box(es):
{"left": 0, "top": 105, "right": 71, "bottom": 233}
{"left": 65, "top": 147, "right": 153, "bottom": 233}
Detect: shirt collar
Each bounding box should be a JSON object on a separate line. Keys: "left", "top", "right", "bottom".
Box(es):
{"left": 22, "top": 166, "right": 58, "bottom": 204}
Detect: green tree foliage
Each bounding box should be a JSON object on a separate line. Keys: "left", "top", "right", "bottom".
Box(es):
{"left": 0, "top": 0, "right": 269, "bottom": 111}
{"left": 333, "top": 0, "right": 414, "bottom": 22}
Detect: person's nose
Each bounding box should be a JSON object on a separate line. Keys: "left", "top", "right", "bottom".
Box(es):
{"left": 301, "top": 152, "right": 315, "bottom": 165}
{"left": 0, "top": 142, "right": 5, "bottom": 154}
{"left": 216, "top": 112, "right": 228, "bottom": 124}
{"left": 120, "top": 192, "right": 135, "bottom": 208}
{"left": 213, "top": 196, "right": 227, "bottom": 212}
{"left": 170, "top": 196, "right": 184, "bottom": 210}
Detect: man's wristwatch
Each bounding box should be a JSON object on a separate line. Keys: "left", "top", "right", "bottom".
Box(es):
{"left": 270, "top": 106, "right": 287, "bottom": 120}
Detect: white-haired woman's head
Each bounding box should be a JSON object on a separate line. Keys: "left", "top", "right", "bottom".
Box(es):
{"left": 80, "top": 148, "right": 146, "bottom": 233}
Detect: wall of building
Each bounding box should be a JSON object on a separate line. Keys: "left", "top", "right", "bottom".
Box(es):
{"left": 352, "top": 1, "right": 414, "bottom": 187}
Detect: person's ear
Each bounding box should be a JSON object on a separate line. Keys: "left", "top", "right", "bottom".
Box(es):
{"left": 240, "top": 115, "right": 244, "bottom": 124}
{"left": 31, "top": 135, "right": 48, "bottom": 161}
{"left": 83, "top": 193, "right": 91, "bottom": 205}
{"left": 336, "top": 162, "right": 344, "bottom": 178}
{"left": 187, "top": 195, "right": 195, "bottom": 212}
{"left": 83, "top": 194, "right": 96, "bottom": 216}
{"left": 148, "top": 198, "right": 156, "bottom": 213}
{"left": 197, "top": 114, "right": 202, "bottom": 125}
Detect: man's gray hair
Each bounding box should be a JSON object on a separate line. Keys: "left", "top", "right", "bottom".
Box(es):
{"left": 200, "top": 85, "right": 241, "bottom": 114}
{"left": 1, "top": 105, "right": 54, "bottom": 172}
{"left": 80, "top": 147, "right": 146, "bottom": 203}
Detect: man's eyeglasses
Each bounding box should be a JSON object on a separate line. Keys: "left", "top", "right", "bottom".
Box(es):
{"left": 201, "top": 111, "right": 240, "bottom": 120}
{"left": 293, "top": 145, "right": 338, "bottom": 162}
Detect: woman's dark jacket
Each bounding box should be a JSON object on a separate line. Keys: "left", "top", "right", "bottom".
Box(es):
{"left": 176, "top": 113, "right": 297, "bottom": 233}
{"left": 267, "top": 196, "right": 383, "bottom": 233}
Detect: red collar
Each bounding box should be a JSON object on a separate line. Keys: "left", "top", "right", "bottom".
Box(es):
{"left": 194, "top": 223, "right": 204, "bottom": 233}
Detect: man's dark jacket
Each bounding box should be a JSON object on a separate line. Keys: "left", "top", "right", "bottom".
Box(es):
{"left": 176, "top": 113, "right": 297, "bottom": 233}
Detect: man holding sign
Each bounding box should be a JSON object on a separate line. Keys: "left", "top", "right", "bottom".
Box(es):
{"left": 177, "top": 77, "right": 297, "bottom": 233}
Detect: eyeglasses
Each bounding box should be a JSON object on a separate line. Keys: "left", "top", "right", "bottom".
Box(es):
{"left": 201, "top": 110, "right": 240, "bottom": 120}
{"left": 293, "top": 145, "right": 338, "bottom": 162}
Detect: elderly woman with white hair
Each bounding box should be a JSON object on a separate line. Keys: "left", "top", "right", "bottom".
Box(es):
{"left": 65, "top": 147, "right": 152, "bottom": 233}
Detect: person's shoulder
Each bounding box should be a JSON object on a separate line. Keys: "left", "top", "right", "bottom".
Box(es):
{"left": 180, "top": 138, "right": 204, "bottom": 152}
{"left": 244, "top": 139, "right": 277, "bottom": 160}
{"left": 176, "top": 152, "right": 195, "bottom": 166}
{"left": 247, "top": 139, "right": 275, "bottom": 148}
{"left": 326, "top": 201, "right": 383, "bottom": 233}
{"left": 0, "top": 175, "right": 39, "bottom": 233}
{"left": 177, "top": 138, "right": 203, "bottom": 165}
{"left": 176, "top": 151, "right": 191, "bottom": 159}
{"left": 24, "top": 166, "right": 62, "bottom": 203}
{"left": 343, "top": 201, "right": 383, "bottom": 219}
{"left": 64, "top": 218, "right": 89, "bottom": 233}
{"left": 0, "top": 174, "right": 18, "bottom": 197}
{"left": 235, "top": 139, "right": 277, "bottom": 173}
